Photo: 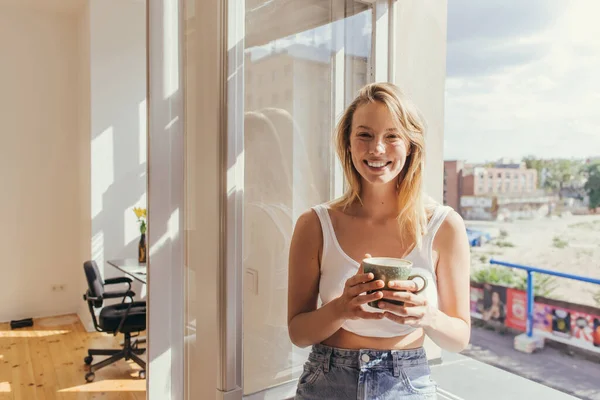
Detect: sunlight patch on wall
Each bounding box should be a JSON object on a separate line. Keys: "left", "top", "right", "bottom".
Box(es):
{"left": 139, "top": 98, "right": 147, "bottom": 165}
{"left": 92, "top": 230, "right": 104, "bottom": 270}
{"left": 163, "top": 0, "right": 179, "bottom": 99}
{"left": 91, "top": 126, "right": 115, "bottom": 220}
{"left": 148, "top": 208, "right": 179, "bottom": 258}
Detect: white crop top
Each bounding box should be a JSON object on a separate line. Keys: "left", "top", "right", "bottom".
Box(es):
{"left": 312, "top": 204, "right": 453, "bottom": 338}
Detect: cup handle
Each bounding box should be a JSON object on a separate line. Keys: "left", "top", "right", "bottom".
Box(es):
{"left": 408, "top": 274, "right": 427, "bottom": 294}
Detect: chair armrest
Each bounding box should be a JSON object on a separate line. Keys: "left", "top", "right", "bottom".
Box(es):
{"left": 104, "top": 290, "right": 136, "bottom": 300}
{"left": 105, "top": 277, "right": 132, "bottom": 285}
{"left": 104, "top": 277, "right": 132, "bottom": 291}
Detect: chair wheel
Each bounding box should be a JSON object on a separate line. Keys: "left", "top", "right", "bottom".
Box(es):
{"left": 139, "top": 370, "right": 146, "bottom": 379}
{"left": 85, "top": 372, "right": 95, "bottom": 382}
{"left": 84, "top": 356, "right": 93, "bottom": 365}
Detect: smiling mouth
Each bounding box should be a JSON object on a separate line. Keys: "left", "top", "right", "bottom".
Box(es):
{"left": 364, "top": 160, "right": 392, "bottom": 169}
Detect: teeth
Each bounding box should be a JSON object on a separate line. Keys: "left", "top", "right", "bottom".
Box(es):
{"left": 367, "top": 161, "right": 387, "bottom": 168}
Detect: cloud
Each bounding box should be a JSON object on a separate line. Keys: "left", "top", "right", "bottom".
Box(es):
{"left": 444, "top": 1, "right": 600, "bottom": 162}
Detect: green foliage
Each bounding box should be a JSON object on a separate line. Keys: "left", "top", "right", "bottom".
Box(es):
{"left": 499, "top": 229, "right": 508, "bottom": 239}
{"left": 523, "top": 155, "right": 545, "bottom": 179}
{"left": 494, "top": 240, "right": 515, "bottom": 248}
{"left": 478, "top": 254, "right": 489, "bottom": 264}
{"left": 543, "top": 159, "right": 584, "bottom": 193}
{"left": 552, "top": 236, "right": 568, "bottom": 249}
{"left": 471, "top": 266, "right": 516, "bottom": 287}
{"left": 471, "top": 266, "right": 558, "bottom": 298}
{"left": 512, "top": 273, "right": 559, "bottom": 298}
{"left": 584, "top": 161, "right": 600, "bottom": 209}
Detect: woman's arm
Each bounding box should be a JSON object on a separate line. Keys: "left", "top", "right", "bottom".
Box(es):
{"left": 287, "top": 210, "right": 384, "bottom": 348}
{"left": 423, "top": 210, "right": 472, "bottom": 352}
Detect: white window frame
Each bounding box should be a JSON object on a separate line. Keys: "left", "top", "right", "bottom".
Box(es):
{"left": 225, "top": 1, "right": 395, "bottom": 399}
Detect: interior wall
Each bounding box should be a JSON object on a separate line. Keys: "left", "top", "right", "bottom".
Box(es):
{"left": 392, "top": 0, "right": 448, "bottom": 361}
{"left": 88, "top": 0, "right": 147, "bottom": 312}
{"left": 0, "top": 5, "right": 87, "bottom": 322}
{"left": 393, "top": 0, "right": 448, "bottom": 204}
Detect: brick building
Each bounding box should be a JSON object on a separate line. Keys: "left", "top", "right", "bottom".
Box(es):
{"left": 444, "top": 160, "right": 546, "bottom": 220}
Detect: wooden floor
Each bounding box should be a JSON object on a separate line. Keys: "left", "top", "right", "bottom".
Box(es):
{"left": 0, "top": 314, "right": 146, "bottom": 400}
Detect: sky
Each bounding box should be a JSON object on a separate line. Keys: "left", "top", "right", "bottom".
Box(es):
{"left": 444, "top": 0, "right": 600, "bottom": 163}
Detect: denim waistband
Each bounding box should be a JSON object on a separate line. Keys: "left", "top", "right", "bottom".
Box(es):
{"left": 308, "top": 343, "right": 427, "bottom": 372}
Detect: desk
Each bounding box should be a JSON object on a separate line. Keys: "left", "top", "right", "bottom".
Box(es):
{"left": 107, "top": 259, "right": 147, "bottom": 284}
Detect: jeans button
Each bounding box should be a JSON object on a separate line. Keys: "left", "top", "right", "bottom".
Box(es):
{"left": 361, "top": 354, "right": 370, "bottom": 363}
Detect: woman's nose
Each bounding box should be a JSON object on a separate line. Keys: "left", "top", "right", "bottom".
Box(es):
{"left": 370, "top": 140, "right": 385, "bottom": 154}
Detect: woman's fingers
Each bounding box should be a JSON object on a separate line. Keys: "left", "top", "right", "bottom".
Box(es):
{"left": 349, "top": 279, "right": 384, "bottom": 296}
{"left": 379, "top": 290, "right": 427, "bottom": 306}
{"left": 346, "top": 273, "right": 374, "bottom": 288}
{"left": 378, "top": 303, "right": 426, "bottom": 318}
{"left": 353, "top": 291, "right": 383, "bottom": 305}
{"left": 383, "top": 312, "right": 420, "bottom": 325}
{"left": 388, "top": 280, "right": 421, "bottom": 291}
{"left": 356, "top": 310, "right": 385, "bottom": 320}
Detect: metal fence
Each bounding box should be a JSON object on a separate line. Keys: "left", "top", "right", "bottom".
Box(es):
{"left": 489, "top": 259, "right": 600, "bottom": 337}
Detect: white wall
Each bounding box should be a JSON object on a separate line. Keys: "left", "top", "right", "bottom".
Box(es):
{"left": 392, "top": 0, "right": 448, "bottom": 361}
{"left": 88, "top": 0, "right": 147, "bottom": 310}
{"left": 393, "top": 0, "right": 448, "bottom": 203}
{"left": 0, "top": 5, "right": 89, "bottom": 323}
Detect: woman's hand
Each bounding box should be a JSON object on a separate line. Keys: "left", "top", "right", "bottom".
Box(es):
{"left": 377, "top": 280, "right": 437, "bottom": 328}
{"left": 334, "top": 268, "right": 386, "bottom": 321}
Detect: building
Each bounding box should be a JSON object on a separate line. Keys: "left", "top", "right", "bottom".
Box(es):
{"left": 444, "top": 160, "right": 550, "bottom": 220}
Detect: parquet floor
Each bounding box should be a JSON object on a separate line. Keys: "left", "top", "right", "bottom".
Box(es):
{"left": 0, "top": 314, "right": 146, "bottom": 400}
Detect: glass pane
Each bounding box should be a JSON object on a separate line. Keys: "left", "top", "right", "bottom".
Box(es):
{"left": 243, "top": 0, "right": 373, "bottom": 395}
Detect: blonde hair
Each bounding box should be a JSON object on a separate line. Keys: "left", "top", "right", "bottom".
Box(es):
{"left": 330, "top": 82, "right": 430, "bottom": 249}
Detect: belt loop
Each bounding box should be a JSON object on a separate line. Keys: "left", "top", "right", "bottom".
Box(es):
{"left": 322, "top": 346, "right": 332, "bottom": 373}
{"left": 392, "top": 351, "right": 400, "bottom": 377}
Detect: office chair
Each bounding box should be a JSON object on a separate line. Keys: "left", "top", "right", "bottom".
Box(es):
{"left": 82, "top": 260, "right": 147, "bottom": 382}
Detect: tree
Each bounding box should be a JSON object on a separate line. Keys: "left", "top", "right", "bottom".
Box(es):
{"left": 523, "top": 155, "right": 546, "bottom": 187}
{"left": 543, "top": 159, "right": 584, "bottom": 196}
{"left": 584, "top": 161, "right": 600, "bottom": 210}
{"left": 523, "top": 155, "right": 545, "bottom": 176}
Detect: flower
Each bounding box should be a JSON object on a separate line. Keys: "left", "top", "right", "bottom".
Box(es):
{"left": 133, "top": 207, "right": 147, "bottom": 234}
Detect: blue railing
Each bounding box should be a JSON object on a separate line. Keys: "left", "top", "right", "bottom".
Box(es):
{"left": 489, "top": 259, "right": 600, "bottom": 337}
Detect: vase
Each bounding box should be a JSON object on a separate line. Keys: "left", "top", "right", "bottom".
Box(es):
{"left": 138, "top": 233, "right": 147, "bottom": 263}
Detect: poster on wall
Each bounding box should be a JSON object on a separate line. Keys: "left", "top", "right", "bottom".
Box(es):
{"left": 571, "top": 312, "right": 595, "bottom": 346}
{"left": 505, "top": 289, "right": 553, "bottom": 332}
{"left": 471, "top": 284, "right": 600, "bottom": 353}
{"left": 594, "top": 318, "right": 600, "bottom": 348}
{"left": 482, "top": 284, "right": 507, "bottom": 324}
{"left": 551, "top": 308, "right": 572, "bottom": 338}
{"left": 506, "top": 288, "right": 526, "bottom": 330}
{"left": 470, "top": 287, "right": 484, "bottom": 316}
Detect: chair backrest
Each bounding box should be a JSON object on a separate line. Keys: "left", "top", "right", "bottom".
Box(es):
{"left": 84, "top": 260, "right": 105, "bottom": 305}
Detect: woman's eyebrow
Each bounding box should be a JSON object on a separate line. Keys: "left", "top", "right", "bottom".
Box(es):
{"left": 355, "top": 125, "right": 399, "bottom": 132}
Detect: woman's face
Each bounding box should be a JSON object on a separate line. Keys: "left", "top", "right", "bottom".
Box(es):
{"left": 348, "top": 102, "right": 409, "bottom": 187}
{"left": 492, "top": 292, "right": 500, "bottom": 304}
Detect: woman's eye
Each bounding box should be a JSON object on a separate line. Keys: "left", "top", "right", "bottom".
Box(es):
{"left": 387, "top": 134, "right": 401, "bottom": 140}
{"left": 357, "top": 132, "right": 371, "bottom": 138}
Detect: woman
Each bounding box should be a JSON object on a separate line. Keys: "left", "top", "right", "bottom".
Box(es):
{"left": 287, "top": 82, "right": 471, "bottom": 399}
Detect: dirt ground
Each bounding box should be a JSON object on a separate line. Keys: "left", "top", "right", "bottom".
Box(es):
{"left": 466, "top": 213, "right": 600, "bottom": 308}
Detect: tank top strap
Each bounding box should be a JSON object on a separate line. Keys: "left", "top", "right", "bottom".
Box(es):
{"left": 425, "top": 205, "right": 453, "bottom": 244}
{"left": 311, "top": 204, "right": 335, "bottom": 256}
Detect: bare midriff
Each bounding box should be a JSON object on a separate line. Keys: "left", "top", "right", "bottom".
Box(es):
{"left": 321, "top": 327, "right": 425, "bottom": 350}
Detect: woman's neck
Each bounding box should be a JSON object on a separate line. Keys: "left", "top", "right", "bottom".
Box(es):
{"left": 353, "top": 180, "right": 400, "bottom": 221}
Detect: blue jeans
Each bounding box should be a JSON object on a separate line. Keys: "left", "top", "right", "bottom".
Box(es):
{"left": 295, "top": 344, "right": 437, "bottom": 400}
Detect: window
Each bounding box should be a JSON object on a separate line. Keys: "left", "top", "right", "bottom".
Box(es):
{"left": 241, "top": 1, "right": 374, "bottom": 394}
